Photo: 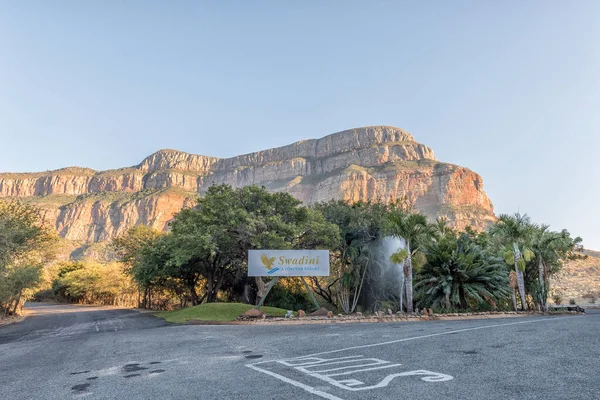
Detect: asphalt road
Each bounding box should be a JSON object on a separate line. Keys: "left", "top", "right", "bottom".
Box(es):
{"left": 1, "top": 303, "right": 599, "bottom": 400}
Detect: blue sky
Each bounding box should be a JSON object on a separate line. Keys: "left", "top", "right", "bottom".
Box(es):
{"left": 1, "top": 1, "right": 599, "bottom": 249}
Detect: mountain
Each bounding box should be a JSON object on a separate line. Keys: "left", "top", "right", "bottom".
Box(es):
{"left": 0, "top": 126, "right": 496, "bottom": 256}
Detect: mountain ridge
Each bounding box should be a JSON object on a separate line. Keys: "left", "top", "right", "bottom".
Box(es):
{"left": 0, "top": 126, "right": 496, "bottom": 248}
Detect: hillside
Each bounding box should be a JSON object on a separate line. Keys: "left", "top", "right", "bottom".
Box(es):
{"left": 0, "top": 126, "right": 496, "bottom": 256}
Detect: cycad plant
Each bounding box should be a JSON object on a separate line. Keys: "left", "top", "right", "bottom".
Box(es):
{"left": 414, "top": 233, "right": 510, "bottom": 310}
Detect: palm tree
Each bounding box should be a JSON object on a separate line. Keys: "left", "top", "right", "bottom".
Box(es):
{"left": 529, "top": 226, "right": 584, "bottom": 311}
{"left": 414, "top": 233, "right": 510, "bottom": 310}
{"left": 492, "top": 213, "right": 535, "bottom": 310}
{"left": 387, "top": 210, "right": 434, "bottom": 313}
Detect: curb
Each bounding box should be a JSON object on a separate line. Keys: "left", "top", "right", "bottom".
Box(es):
{"left": 180, "top": 310, "right": 584, "bottom": 326}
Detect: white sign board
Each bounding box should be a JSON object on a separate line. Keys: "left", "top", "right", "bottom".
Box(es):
{"left": 248, "top": 250, "right": 330, "bottom": 277}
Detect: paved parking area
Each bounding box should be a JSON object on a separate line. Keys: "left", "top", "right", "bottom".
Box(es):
{"left": 1, "top": 304, "right": 598, "bottom": 399}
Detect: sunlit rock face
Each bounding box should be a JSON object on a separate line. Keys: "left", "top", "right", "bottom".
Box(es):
{"left": 0, "top": 126, "right": 496, "bottom": 245}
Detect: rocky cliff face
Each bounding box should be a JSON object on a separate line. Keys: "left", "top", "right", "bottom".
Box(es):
{"left": 0, "top": 126, "right": 496, "bottom": 248}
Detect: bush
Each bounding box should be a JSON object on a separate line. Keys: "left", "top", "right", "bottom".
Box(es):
{"left": 552, "top": 294, "right": 563, "bottom": 305}
{"left": 569, "top": 298, "right": 576, "bottom": 305}
{"left": 582, "top": 292, "right": 598, "bottom": 304}
{"left": 266, "top": 282, "right": 313, "bottom": 311}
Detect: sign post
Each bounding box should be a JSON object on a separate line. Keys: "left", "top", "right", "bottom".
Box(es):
{"left": 248, "top": 250, "right": 330, "bottom": 310}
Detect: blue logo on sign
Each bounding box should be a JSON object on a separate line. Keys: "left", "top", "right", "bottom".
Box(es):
{"left": 267, "top": 267, "right": 280, "bottom": 275}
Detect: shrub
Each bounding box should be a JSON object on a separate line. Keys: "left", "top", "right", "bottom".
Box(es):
{"left": 569, "top": 298, "right": 576, "bottom": 305}
{"left": 552, "top": 294, "right": 563, "bottom": 305}
{"left": 582, "top": 292, "right": 598, "bottom": 304}
{"left": 266, "top": 282, "right": 313, "bottom": 311}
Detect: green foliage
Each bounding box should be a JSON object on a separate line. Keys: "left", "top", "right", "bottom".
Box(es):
{"left": 267, "top": 281, "right": 313, "bottom": 311}
{"left": 414, "top": 232, "right": 510, "bottom": 310}
{"left": 112, "top": 184, "right": 340, "bottom": 309}
{"left": 390, "top": 249, "right": 409, "bottom": 264}
{"left": 312, "top": 200, "right": 387, "bottom": 313}
{"left": 51, "top": 260, "right": 136, "bottom": 306}
{"left": 569, "top": 298, "right": 576, "bottom": 305}
{"left": 491, "top": 213, "right": 583, "bottom": 311}
{"left": 0, "top": 201, "right": 57, "bottom": 315}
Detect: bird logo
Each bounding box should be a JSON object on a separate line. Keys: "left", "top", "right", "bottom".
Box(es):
{"left": 260, "top": 254, "right": 276, "bottom": 270}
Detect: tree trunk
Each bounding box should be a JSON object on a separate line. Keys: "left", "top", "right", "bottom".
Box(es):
{"left": 458, "top": 286, "right": 467, "bottom": 309}
{"left": 405, "top": 242, "right": 414, "bottom": 313}
{"left": 511, "top": 287, "right": 518, "bottom": 311}
{"left": 399, "top": 267, "right": 404, "bottom": 313}
{"left": 538, "top": 258, "right": 547, "bottom": 312}
{"left": 12, "top": 291, "right": 22, "bottom": 315}
{"left": 188, "top": 283, "right": 200, "bottom": 306}
{"left": 513, "top": 243, "right": 527, "bottom": 311}
{"left": 255, "top": 277, "right": 267, "bottom": 305}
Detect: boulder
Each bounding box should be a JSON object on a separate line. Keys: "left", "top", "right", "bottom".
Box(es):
{"left": 298, "top": 310, "right": 306, "bottom": 318}
{"left": 310, "top": 308, "right": 331, "bottom": 317}
{"left": 241, "top": 308, "right": 265, "bottom": 319}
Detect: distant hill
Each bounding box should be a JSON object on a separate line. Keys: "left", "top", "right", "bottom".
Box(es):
{"left": 551, "top": 249, "right": 600, "bottom": 303}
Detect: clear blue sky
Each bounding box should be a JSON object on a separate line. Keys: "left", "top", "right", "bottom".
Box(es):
{"left": 1, "top": 1, "right": 599, "bottom": 249}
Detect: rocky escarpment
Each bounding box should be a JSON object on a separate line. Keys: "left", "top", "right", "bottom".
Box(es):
{"left": 0, "top": 126, "right": 496, "bottom": 246}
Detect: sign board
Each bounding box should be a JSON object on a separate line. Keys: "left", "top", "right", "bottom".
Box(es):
{"left": 248, "top": 250, "right": 330, "bottom": 277}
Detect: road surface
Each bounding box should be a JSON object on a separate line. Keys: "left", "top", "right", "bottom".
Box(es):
{"left": 0, "top": 303, "right": 598, "bottom": 399}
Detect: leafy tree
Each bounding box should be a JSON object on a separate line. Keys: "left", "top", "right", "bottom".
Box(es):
{"left": 313, "top": 201, "right": 387, "bottom": 313}
{"left": 387, "top": 210, "right": 435, "bottom": 313}
{"left": 527, "top": 225, "right": 584, "bottom": 311}
{"left": 162, "top": 185, "right": 340, "bottom": 305}
{"left": 112, "top": 226, "right": 164, "bottom": 307}
{"left": 0, "top": 201, "right": 56, "bottom": 315}
{"left": 414, "top": 232, "right": 510, "bottom": 310}
{"left": 52, "top": 261, "right": 136, "bottom": 306}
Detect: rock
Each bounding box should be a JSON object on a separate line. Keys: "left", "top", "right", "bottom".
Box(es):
{"left": 387, "top": 308, "right": 393, "bottom": 316}
{"left": 309, "top": 308, "right": 330, "bottom": 317}
{"left": 327, "top": 311, "right": 334, "bottom": 318}
{"left": 423, "top": 308, "right": 429, "bottom": 316}
{"left": 241, "top": 308, "right": 265, "bottom": 319}
{"left": 285, "top": 310, "right": 293, "bottom": 319}
{"left": 298, "top": 310, "right": 306, "bottom": 318}
{"left": 0, "top": 126, "right": 496, "bottom": 259}
{"left": 428, "top": 308, "right": 434, "bottom": 316}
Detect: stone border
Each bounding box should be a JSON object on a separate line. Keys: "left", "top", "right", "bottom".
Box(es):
{"left": 185, "top": 310, "right": 584, "bottom": 326}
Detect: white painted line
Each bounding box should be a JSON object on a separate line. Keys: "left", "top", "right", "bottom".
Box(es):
{"left": 298, "top": 315, "right": 579, "bottom": 358}
{"left": 249, "top": 314, "right": 593, "bottom": 366}
{"left": 246, "top": 364, "right": 345, "bottom": 400}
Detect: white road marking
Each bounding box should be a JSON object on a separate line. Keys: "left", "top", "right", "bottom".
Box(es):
{"left": 246, "top": 314, "right": 591, "bottom": 399}
{"left": 292, "top": 315, "right": 580, "bottom": 359}
{"left": 246, "top": 364, "right": 345, "bottom": 400}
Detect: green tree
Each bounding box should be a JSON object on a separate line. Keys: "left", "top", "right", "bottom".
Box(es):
{"left": 313, "top": 201, "right": 387, "bottom": 313}
{"left": 490, "top": 213, "right": 535, "bottom": 311}
{"left": 0, "top": 201, "right": 56, "bottom": 315}
{"left": 112, "top": 226, "right": 164, "bottom": 307}
{"left": 527, "top": 225, "right": 583, "bottom": 311}
{"left": 164, "top": 185, "right": 339, "bottom": 305}
{"left": 387, "top": 210, "right": 434, "bottom": 313}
